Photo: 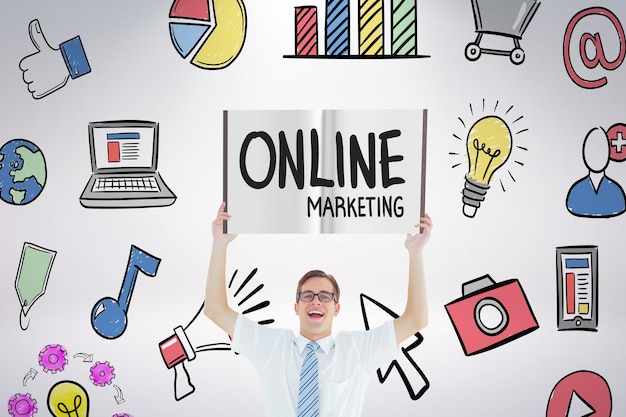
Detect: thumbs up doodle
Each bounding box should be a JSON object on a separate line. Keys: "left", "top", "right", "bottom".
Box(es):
{"left": 19, "top": 19, "right": 91, "bottom": 99}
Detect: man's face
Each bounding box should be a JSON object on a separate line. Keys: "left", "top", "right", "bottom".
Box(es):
{"left": 294, "top": 276, "right": 340, "bottom": 341}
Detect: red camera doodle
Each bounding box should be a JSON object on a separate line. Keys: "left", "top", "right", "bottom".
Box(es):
{"left": 563, "top": 7, "right": 626, "bottom": 89}
{"left": 445, "top": 275, "right": 539, "bottom": 356}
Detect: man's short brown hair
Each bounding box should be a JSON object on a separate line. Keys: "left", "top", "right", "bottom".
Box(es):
{"left": 296, "top": 270, "right": 340, "bottom": 302}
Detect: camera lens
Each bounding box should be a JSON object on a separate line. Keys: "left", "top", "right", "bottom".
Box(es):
{"left": 474, "top": 297, "right": 509, "bottom": 335}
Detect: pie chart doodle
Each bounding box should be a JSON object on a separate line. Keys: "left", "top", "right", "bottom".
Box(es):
{"left": 546, "top": 370, "right": 612, "bottom": 417}
{"left": 168, "top": 0, "right": 247, "bottom": 70}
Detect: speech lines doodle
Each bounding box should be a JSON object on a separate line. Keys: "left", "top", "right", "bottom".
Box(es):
{"left": 360, "top": 294, "right": 429, "bottom": 400}
{"left": 445, "top": 274, "right": 539, "bottom": 356}
{"left": 563, "top": 7, "right": 626, "bottom": 89}
{"left": 284, "top": 0, "right": 429, "bottom": 59}
{"left": 556, "top": 246, "right": 598, "bottom": 331}
{"left": 0, "top": 139, "right": 47, "bottom": 206}
{"left": 546, "top": 370, "right": 612, "bottom": 417}
{"left": 168, "top": 0, "right": 247, "bottom": 69}
{"left": 19, "top": 19, "right": 91, "bottom": 99}
{"left": 79, "top": 120, "right": 177, "bottom": 209}
{"left": 91, "top": 245, "right": 161, "bottom": 339}
{"left": 566, "top": 126, "right": 626, "bottom": 218}
{"left": 159, "top": 268, "right": 275, "bottom": 401}
{"left": 15, "top": 242, "right": 57, "bottom": 330}
{"left": 465, "top": 0, "right": 541, "bottom": 65}
{"left": 451, "top": 99, "right": 528, "bottom": 218}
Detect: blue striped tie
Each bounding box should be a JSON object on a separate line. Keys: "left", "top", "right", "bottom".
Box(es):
{"left": 298, "top": 341, "right": 320, "bottom": 417}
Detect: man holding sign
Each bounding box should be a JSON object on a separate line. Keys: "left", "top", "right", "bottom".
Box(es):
{"left": 204, "top": 202, "right": 432, "bottom": 417}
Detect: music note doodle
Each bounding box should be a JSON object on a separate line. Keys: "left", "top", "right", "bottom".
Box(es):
{"left": 91, "top": 245, "right": 161, "bottom": 339}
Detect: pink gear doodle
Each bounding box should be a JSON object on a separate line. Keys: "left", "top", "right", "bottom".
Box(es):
{"left": 112, "top": 414, "right": 133, "bottom": 417}
{"left": 90, "top": 361, "right": 116, "bottom": 386}
{"left": 7, "top": 393, "right": 38, "bottom": 417}
{"left": 38, "top": 344, "right": 68, "bottom": 373}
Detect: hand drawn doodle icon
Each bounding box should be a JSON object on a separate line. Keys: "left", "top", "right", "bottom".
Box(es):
{"left": 159, "top": 268, "right": 274, "bottom": 401}
{"left": 19, "top": 19, "right": 91, "bottom": 99}
{"left": 546, "top": 370, "right": 612, "bottom": 417}
{"left": 0, "top": 139, "right": 47, "bottom": 205}
{"left": 360, "top": 294, "right": 429, "bottom": 400}
{"left": 47, "top": 380, "right": 89, "bottom": 417}
{"left": 445, "top": 274, "right": 539, "bottom": 355}
{"left": 285, "top": 0, "right": 429, "bottom": 58}
{"left": 15, "top": 242, "right": 57, "bottom": 330}
{"left": 168, "top": 0, "right": 247, "bottom": 69}
{"left": 91, "top": 245, "right": 161, "bottom": 339}
{"left": 461, "top": 116, "right": 512, "bottom": 217}
{"left": 465, "top": 0, "right": 541, "bottom": 64}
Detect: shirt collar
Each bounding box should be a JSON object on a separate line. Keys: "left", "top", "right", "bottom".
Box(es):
{"left": 295, "top": 334, "right": 334, "bottom": 354}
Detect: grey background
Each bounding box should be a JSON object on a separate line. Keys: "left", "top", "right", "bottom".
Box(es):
{"left": 1, "top": 0, "right": 625, "bottom": 415}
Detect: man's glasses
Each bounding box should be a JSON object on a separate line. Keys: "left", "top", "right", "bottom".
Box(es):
{"left": 297, "top": 291, "right": 336, "bottom": 303}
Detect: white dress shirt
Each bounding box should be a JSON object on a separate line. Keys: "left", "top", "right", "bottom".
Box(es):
{"left": 231, "top": 314, "right": 398, "bottom": 417}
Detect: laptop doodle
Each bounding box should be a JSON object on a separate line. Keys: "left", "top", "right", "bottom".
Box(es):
{"left": 79, "top": 120, "right": 176, "bottom": 208}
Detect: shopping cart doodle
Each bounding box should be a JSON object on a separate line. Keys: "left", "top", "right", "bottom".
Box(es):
{"left": 465, "top": 0, "right": 541, "bottom": 65}
{"left": 563, "top": 7, "right": 626, "bottom": 89}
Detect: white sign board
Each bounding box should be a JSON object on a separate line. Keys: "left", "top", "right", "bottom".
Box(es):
{"left": 224, "top": 109, "right": 427, "bottom": 233}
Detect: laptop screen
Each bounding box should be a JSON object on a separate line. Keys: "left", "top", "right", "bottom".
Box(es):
{"left": 89, "top": 121, "right": 158, "bottom": 173}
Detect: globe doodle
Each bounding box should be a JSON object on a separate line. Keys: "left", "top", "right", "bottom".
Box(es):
{"left": 0, "top": 139, "right": 46, "bottom": 205}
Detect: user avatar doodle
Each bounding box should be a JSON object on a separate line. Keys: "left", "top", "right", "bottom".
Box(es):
{"left": 19, "top": 19, "right": 91, "bottom": 99}
{"left": 566, "top": 126, "right": 626, "bottom": 217}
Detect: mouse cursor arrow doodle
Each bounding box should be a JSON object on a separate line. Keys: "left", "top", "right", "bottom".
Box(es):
{"left": 360, "top": 293, "right": 429, "bottom": 400}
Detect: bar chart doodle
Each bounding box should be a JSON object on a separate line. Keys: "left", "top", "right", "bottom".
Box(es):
{"left": 284, "top": 0, "right": 429, "bottom": 59}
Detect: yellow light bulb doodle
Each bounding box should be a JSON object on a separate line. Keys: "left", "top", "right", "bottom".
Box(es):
{"left": 47, "top": 380, "right": 89, "bottom": 417}
{"left": 462, "top": 116, "right": 512, "bottom": 217}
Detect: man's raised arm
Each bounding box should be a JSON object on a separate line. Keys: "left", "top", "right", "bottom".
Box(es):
{"left": 393, "top": 214, "right": 432, "bottom": 345}
{"left": 204, "top": 202, "right": 239, "bottom": 337}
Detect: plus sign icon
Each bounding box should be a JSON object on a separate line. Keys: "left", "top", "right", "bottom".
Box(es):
{"left": 607, "top": 123, "right": 626, "bottom": 161}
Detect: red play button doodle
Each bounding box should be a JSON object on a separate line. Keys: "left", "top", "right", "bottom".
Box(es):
{"left": 607, "top": 123, "right": 626, "bottom": 162}
{"left": 546, "top": 370, "right": 612, "bottom": 417}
